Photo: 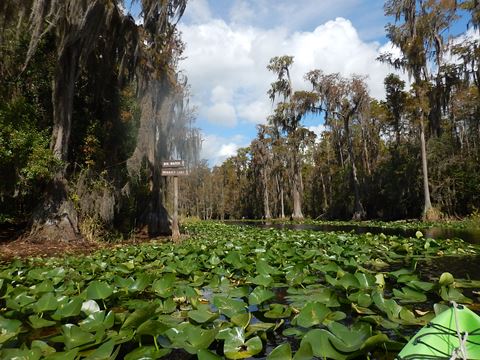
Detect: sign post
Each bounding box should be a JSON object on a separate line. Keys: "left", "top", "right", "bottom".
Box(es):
{"left": 161, "top": 160, "right": 187, "bottom": 243}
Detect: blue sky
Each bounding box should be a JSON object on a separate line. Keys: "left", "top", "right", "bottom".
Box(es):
{"left": 127, "top": 1, "right": 474, "bottom": 166}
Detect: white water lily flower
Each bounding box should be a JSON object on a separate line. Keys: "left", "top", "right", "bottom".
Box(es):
{"left": 81, "top": 300, "right": 100, "bottom": 315}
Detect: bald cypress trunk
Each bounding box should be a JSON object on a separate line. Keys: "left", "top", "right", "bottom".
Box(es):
{"left": 420, "top": 116, "right": 434, "bottom": 219}
{"left": 262, "top": 168, "right": 272, "bottom": 219}
{"left": 345, "top": 117, "right": 365, "bottom": 220}
{"left": 291, "top": 154, "right": 303, "bottom": 220}
{"left": 30, "top": 47, "right": 81, "bottom": 241}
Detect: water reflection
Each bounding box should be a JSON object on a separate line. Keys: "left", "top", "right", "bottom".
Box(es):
{"left": 226, "top": 220, "right": 480, "bottom": 244}
{"left": 418, "top": 255, "right": 480, "bottom": 281}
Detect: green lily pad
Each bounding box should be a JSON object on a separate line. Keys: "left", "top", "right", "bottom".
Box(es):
{"left": 83, "top": 339, "right": 116, "bottom": 360}
{"left": 152, "top": 273, "right": 176, "bottom": 298}
{"left": 136, "top": 320, "right": 170, "bottom": 336}
{"left": 293, "top": 341, "right": 313, "bottom": 360}
{"left": 213, "top": 296, "right": 247, "bottom": 318}
{"left": 393, "top": 286, "right": 427, "bottom": 303}
{"left": 267, "top": 343, "right": 291, "bottom": 360}
{"left": 264, "top": 304, "right": 292, "bottom": 319}
{"left": 86, "top": 281, "right": 113, "bottom": 300}
{"left": 231, "top": 313, "right": 251, "bottom": 328}
{"left": 223, "top": 327, "right": 263, "bottom": 359}
{"left": 44, "top": 349, "right": 79, "bottom": 360}
{"left": 0, "top": 316, "right": 22, "bottom": 344}
{"left": 52, "top": 297, "right": 83, "bottom": 320}
{"left": 197, "top": 349, "right": 222, "bottom": 360}
{"left": 121, "top": 305, "right": 156, "bottom": 330}
{"left": 248, "top": 287, "right": 275, "bottom": 306}
{"left": 61, "top": 324, "right": 96, "bottom": 349}
{"left": 79, "top": 310, "right": 114, "bottom": 332}
{"left": 0, "top": 348, "right": 41, "bottom": 360}
{"left": 294, "top": 302, "right": 331, "bottom": 328}
{"left": 188, "top": 304, "right": 219, "bottom": 323}
{"left": 28, "top": 315, "right": 57, "bottom": 329}
{"left": 439, "top": 286, "right": 472, "bottom": 304}
{"left": 251, "top": 274, "right": 274, "bottom": 287}
{"left": 124, "top": 346, "right": 171, "bottom": 360}
{"left": 165, "top": 323, "right": 216, "bottom": 354}
{"left": 31, "top": 340, "right": 57, "bottom": 357}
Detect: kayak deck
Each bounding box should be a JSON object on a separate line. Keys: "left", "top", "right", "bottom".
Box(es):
{"left": 397, "top": 305, "right": 480, "bottom": 359}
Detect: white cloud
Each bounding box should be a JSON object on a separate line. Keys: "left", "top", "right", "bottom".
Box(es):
{"left": 201, "top": 134, "right": 246, "bottom": 165}
{"left": 211, "top": 85, "right": 233, "bottom": 103}
{"left": 308, "top": 124, "right": 327, "bottom": 139}
{"left": 238, "top": 100, "right": 271, "bottom": 124}
{"left": 180, "top": 16, "right": 405, "bottom": 132}
{"left": 443, "top": 28, "right": 480, "bottom": 66}
{"left": 183, "top": 0, "right": 212, "bottom": 24}
{"left": 229, "top": 0, "right": 256, "bottom": 25}
{"left": 205, "top": 102, "right": 237, "bottom": 127}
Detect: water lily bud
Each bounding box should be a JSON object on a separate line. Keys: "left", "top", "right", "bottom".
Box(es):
{"left": 439, "top": 272, "right": 454, "bottom": 286}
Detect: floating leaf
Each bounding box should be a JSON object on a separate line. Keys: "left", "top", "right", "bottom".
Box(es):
{"left": 188, "top": 304, "right": 219, "bottom": 323}
{"left": 223, "top": 327, "right": 263, "bottom": 359}
{"left": 28, "top": 315, "right": 57, "bottom": 329}
{"left": 294, "top": 302, "right": 331, "bottom": 328}
{"left": 31, "top": 340, "right": 56, "bottom": 357}
{"left": 264, "top": 304, "right": 292, "bottom": 319}
{"left": 293, "top": 341, "right": 313, "bottom": 360}
{"left": 86, "top": 281, "right": 113, "bottom": 300}
{"left": 121, "top": 305, "right": 156, "bottom": 330}
{"left": 213, "top": 296, "right": 247, "bottom": 318}
{"left": 0, "top": 349, "right": 41, "bottom": 360}
{"left": 248, "top": 287, "right": 275, "bottom": 306}
{"left": 52, "top": 297, "right": 83, "bottom": 320}
{"left": 198, "top": 349, "right": 222, "bottom": 360}
{"left": 0, "top": 316, "right": 21, "bottom": 344}
{"left": 165, "top": 323, "right": 216, "bottom": 354}
{"left": 251, "top": 274, "right": 273, "bottom": 287}
{"left": 83, "top": 339, "right": 115, "bottom": 360}
{"left": 44, "top": 349, "right": 79, "bottom": 360}
{"left": 267, "top": 343, "right": 291, "bottom": 360}
{"left": 61, "top": 324, "right": 96, "bottom": 350}
{"left": 393, "top": 287, "right": 427, "bottom": 303}
{"left": 152, "top": 273, "right": 176, "bottom": 298}
{"left": 124, "top": 346, "right": 171, "bottom": 360}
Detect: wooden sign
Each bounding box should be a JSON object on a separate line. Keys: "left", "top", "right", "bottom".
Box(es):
{"left": 162, "top": 160, "right": 185, "bottom": 168}
{"left": 161, "top": 168, "right": 188, "bottom": 176}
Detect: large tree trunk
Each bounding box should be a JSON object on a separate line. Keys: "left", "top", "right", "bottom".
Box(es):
{"left": 320, "top": 171, "right": 328, "bottom": 213}
{"left": 420, "top": 116, "right": 435, "bottom": 220}
{"left": 276, "top": 175, "right": 285, "bottom": 219}
{"left": 30, "top": 47, "right": 81, "bottom": 242}
{"left": 291, "top": 156, "right": 304, "bottom": 220}
{"left": 262, "top": 168, "right": 272, "bottom": 219}
{"left": 345, "top": 118, "right": 365, "bottom": 220}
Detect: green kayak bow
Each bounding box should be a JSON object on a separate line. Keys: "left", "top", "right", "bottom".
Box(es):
{"left": 397, "top": 305, "right": 480, "bottom": 359}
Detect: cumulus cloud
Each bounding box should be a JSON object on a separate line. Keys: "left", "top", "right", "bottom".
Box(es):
{"left": 201, "top": 134, "right": 246, "bottom": 165}
{"left": 180, "top": 0, "right": 410, "bottom": 164}
{"left": 180, "top": 16, "right": 405, "bottom": 132}
{"left": 183, "top": 0, "right": 212, "bottom": 24}
{"left": 205, "top": 102, "right": 237, "bottom": 127}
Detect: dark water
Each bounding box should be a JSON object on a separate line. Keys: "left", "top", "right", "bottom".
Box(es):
{"left": 226, "top": 220, "right": 480, "bottom": 244}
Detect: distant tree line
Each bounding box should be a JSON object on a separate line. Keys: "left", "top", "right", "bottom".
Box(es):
{"left": 0, "top": 0, "right": 200, "bottom": 240}
{"left": 179, "top": 0, "right": 480, "bottom": 221}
